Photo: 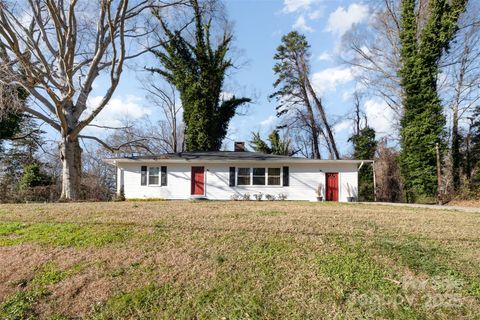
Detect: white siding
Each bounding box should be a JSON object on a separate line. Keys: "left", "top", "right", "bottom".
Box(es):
{"left": 119, "top": 161, "right": 358, "bottom": 202}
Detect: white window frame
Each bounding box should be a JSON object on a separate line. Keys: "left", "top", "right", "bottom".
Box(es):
{"left": 235, "top": 167, "right": 282, "bottom": 187}
{"left": 148, "top": 166, "right": 160, "bottom": 186}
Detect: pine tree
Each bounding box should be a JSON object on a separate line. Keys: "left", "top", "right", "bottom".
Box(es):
{"left": 148, "top": 0, "right": 250, "bottom": 151}
{"left": 398, "top": 0, "right": 467, "bottom": 202}
{"left": 250, "top": 130, "right": 294, "bottom": 156}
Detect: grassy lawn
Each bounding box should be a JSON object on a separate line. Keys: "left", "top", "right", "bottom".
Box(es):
{"left": 0, "top": 201, "right": 479, "bottom": 319}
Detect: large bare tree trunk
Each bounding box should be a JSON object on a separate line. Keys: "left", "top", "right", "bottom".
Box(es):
{"left": 59, "top": 138, "right": 82, "bottom": 200}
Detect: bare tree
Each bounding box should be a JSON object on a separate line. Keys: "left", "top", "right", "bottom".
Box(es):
{"left": 0, "top": 0, "right": 186, "bottom": 200}
{"left": 442, "top": 3, "right": 480, "bottom": 191}
{"left": 343, "top": 0, "right": 403, "bottom": 117}
{"left": 142, "top": 81, "right": 183, "bottom": 152}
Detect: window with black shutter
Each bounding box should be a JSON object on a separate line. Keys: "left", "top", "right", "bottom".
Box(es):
{"left": 141, "top": 166, "right": 147, "bottom": 186}
{"left": 229, "top": 167, "right": 235, "bottom": 186}
{"left": 161, "top": 166, "right": 167, "bottom": 186}
{"left": 282, "top": 166, "right": 289, "bottom": 186}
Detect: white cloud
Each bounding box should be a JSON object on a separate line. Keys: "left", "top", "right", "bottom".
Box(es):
{"left": 308, "top": 9, "right": 324, "bottom": 20}
{"left": 334, "top": 120, "right": 352, "bottom": 133}
{"left": 293, "top": 15, "right": 314, "bottom": 33}
{"left": 260, "top": 115, "right": 277, "bottom": 127}
{"left": 220, "top": 91, "right": 234, "bottom": 101}
{"left": 282, "top": 0, "right": 321, "bottom": 13}
{"left": 318, "top": 51, "right": 332, "bottom": 61}
{"left": 311, "top": 66, "right": 355, "bottom": 95}
{"left": 84, "top": 95, "right": 152, "bottom": 133}
{"left": 326, "top": 3, "right": 369, "bottom": 36}
{"left": 364, "top": 99, "right": 395, "bottom": 135}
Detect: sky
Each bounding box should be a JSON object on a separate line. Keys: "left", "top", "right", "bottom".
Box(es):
{"left": 79, "top": 0, "right": 395, "bottom": 156}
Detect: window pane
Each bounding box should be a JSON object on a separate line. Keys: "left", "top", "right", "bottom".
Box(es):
{"left": 268, "top": 167, "right": 281, "bottom": 185}
{"left": 253, "top": 176, "right": 266, "bottom": 185}
{"left": 268, "top": 176, "right": 281, "bottom": 185}
{"left": 253, "top": 168, "right": 266, "bottom": 185}
{"left": 149, "top": 167, "right": 159, "bottom": 185}
{"left": 268, "top": 168, "right": 280, "bottom": 176}
{"left": 237, "top": 168, "right": 250, "bottom": 185}
{"left": 238, "top": 168, "right": 250, "bottom": 176}
{"left": 253, "top": 168, "right": 265, "bottom": 175}
{"left": 237, "top": 176, "right": 250, "bottom": 185}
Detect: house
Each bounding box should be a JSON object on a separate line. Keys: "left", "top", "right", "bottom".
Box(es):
{"left": 104, "top": 143, "right": 373, "bottom": 202}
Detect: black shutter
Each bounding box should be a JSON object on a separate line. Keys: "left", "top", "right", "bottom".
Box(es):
{"left": 283, "top": 166, "right": 289, "bottom": 186}
{"left": 141, "top": 166, "right": 147, "bottom": 186}
{"left": 161, "top": 166, "right": 167, "bottom": 186}
{"left": 229, "top": 167, "right": 236, "bottom": 186}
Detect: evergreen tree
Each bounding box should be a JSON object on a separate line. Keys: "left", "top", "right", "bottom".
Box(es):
{"left": 349, "top": 127, "right": 377, "bottom": 201}
{"left": 270, "top": 31, "right": 339, "bottom": 159}
{"left": 250, "top": 130, "right": 294, "bottom": 156}
{"left": 398, "top": 0, "right": 467, "bottom": 202}
{"left": 0, "top": 110, "right": 21, "bottom": 153}
{"left": 148, "top": 0, "right": 250, "bottom": 151}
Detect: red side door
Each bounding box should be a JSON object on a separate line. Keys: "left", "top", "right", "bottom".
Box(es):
{"left": 191, "top": 166, "right": 205, "bottom": 196}
{"left": 326, "top": 173, "right": 339, "bottom": 201}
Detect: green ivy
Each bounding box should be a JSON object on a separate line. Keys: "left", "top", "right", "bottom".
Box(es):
{"left": 398, "top": 0, "right": 467, "bottom": 202}
{"left": 148, "top": 0, "right": 250, "bottom": 151}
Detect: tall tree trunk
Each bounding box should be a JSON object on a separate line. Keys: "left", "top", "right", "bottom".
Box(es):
{"left": 451, "top": 108, "right": 461, "bottom": 191}
{"left": 302, "top": 92, "right": 321, "bottom": 159}
{"left": 59, "top": 137, "right": 82, "bottom": 200}
{"left": 305, "top": 78, "right": 340, "bottom": 160}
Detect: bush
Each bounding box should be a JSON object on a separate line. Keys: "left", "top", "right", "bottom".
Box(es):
{"left": 253, "top": 193, "right": 263, "bottom": 201}
{"left": 265, "top": 194, "right": 275, "bottom": 201}
{"left": 242, "top": 193, "right": 251, "bottom": 201}
{"left": 277, "top": 193, "right": 287, "bottom": 201}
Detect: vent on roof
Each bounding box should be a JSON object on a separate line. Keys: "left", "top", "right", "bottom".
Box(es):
{"left": 234, "top": 142, "right": 245, "bottom": 152}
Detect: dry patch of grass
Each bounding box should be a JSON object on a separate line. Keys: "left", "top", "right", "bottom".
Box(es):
{"left": 0, "top": 201, "right": 479, "bottom": 319}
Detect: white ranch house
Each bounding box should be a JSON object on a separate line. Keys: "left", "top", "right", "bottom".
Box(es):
{"left": 105, "top": 146, "right": 372, "bottom": 202}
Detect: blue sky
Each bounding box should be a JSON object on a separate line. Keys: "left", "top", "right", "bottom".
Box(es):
{"left": 81, "top": 0, "right": 394, "bottom": 156}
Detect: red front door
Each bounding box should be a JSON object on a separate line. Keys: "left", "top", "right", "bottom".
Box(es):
{"left": 191, "top": 166, "right": 205, "bottom": 196}
{"left": 326, "top": 173, "right": 339, "bottom": 201}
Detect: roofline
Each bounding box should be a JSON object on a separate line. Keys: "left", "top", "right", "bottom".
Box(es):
{"left": 103, "top": 158, "right": 374, "bottom": 166}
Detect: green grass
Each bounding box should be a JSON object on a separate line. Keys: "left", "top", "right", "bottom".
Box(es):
{"left": 0, "top": 201, "right": 479, "bottom": 319}
{"left": 0, "top": 222, "right": 132, "bottom": 247}
{"left": 1, "top": 262, "right": 83, "bottom": 320}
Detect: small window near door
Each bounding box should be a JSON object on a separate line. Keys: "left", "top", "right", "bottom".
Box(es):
{"left": 148, "top": 167, "right": 160, "bottom": 185}
{"left": 253, "top": 168, "right": 266, "bottom": 185}
{"left": 268, "top": 168, "right": 281, "bottom": 185}
{"left": 237, "top": 168, "right": 250, "bottom": 185}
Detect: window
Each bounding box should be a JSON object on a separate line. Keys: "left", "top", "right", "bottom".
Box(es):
{"left": 148, "top": 167, "right": 160, "bottom": 185}
{"left": 253, "top": 168, "right": 266, "bottom": 185}
{"left": 237, "top": 168, "right": 251, "bottom": 185}
{"left": 268, "top": 168, "right": 281, "bottom": 185}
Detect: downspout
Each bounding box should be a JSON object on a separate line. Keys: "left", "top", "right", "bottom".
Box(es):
{"left": 358, "top": 161, "right": 365, "bottom": 171}
{"left": 372, "top": 161, "right": 377, "bottom": 202}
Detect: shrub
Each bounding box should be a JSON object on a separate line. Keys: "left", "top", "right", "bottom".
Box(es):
{"left": 265, "top": 194, "right": 275, "bottom": 201}
{"left": 277, "top": 193, "right": 287, "bottom": 200}
{"left": 242, "top": 193, "right": 251, "bottom": 201}
{"left": 253, "top": 193, "right": 263, "bottom": 201}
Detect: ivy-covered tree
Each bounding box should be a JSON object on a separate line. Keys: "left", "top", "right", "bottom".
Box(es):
{"left": 398, "top": 0, "right": 467, "bottom": 202}
{"left": 0, "top": 110, "right": 21, "bottom": 153}
{"left": 250, "top": 130, "right": 295, "bottom": 156}
{"left": 149, "top": 0, "right": 250, "bottom": 151}
{"left": 349, "top": 127, "right": 377, "bottom": 201}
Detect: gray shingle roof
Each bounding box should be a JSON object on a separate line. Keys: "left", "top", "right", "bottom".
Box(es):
{"left": 104, "top": 151, "right": 373, "bottom": 164}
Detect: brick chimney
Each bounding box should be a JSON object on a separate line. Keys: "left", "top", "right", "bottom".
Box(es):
{"left": 234, "top": 142, "right": 245, "bottom": 152}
